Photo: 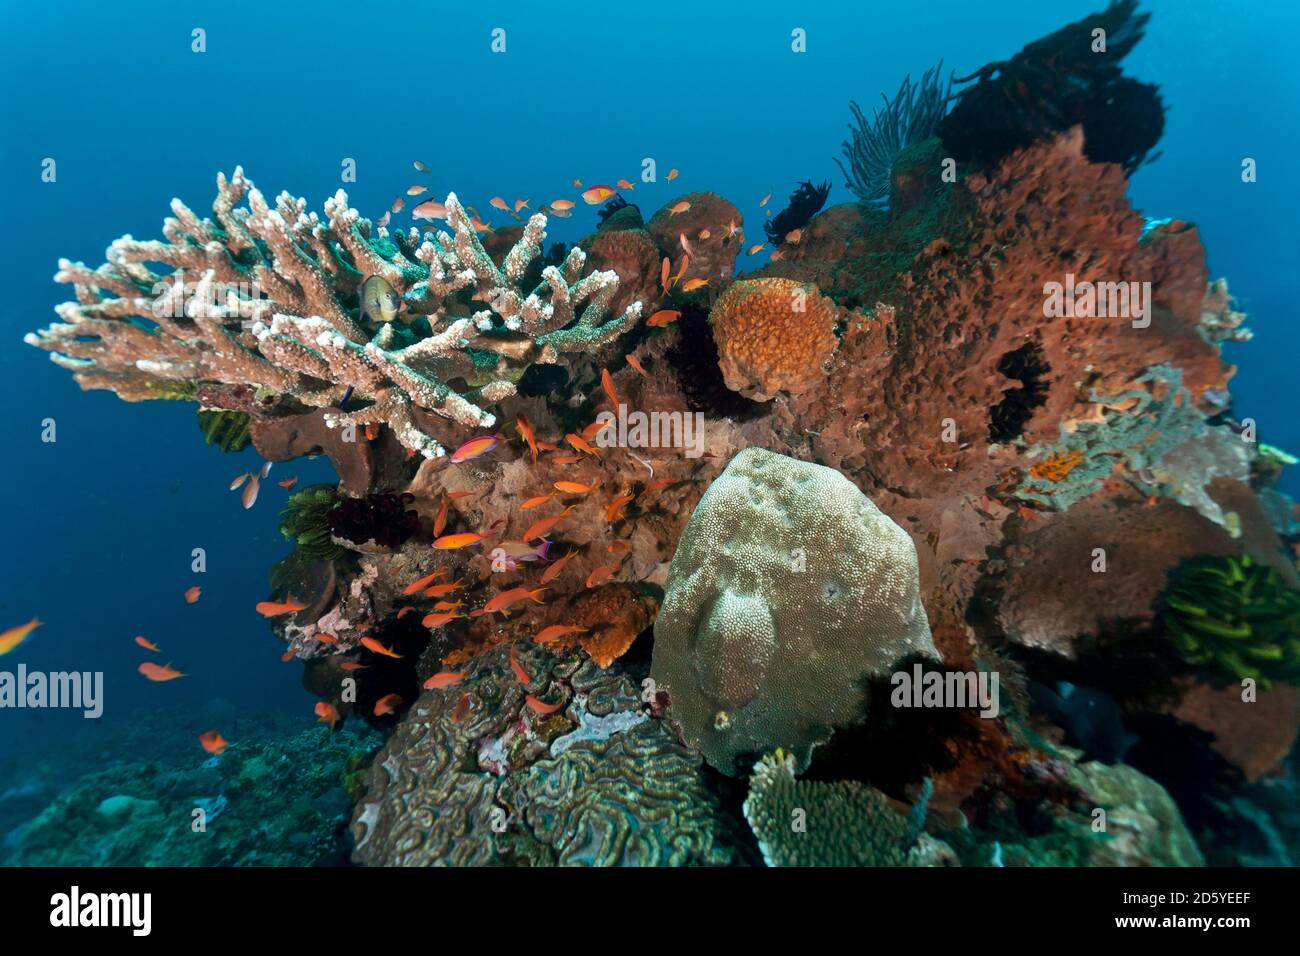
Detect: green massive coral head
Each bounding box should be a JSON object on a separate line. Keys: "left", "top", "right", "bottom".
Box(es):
{"left": 1160, "top": 554, "right": 1300, "bottom": 689}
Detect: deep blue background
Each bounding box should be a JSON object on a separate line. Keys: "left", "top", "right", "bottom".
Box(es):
{"left": 1, "top": 0, "right": 1295, "bottom": 756}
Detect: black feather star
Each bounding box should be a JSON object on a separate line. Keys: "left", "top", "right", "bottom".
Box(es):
{"left": 764, "top": 180, "right": 831, "bottom": 246}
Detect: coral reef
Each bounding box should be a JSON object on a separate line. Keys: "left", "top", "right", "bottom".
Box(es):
{"left": 2, "top": 710, "right": 379, "bottom": 867}
{"left": 351, "top": 645, "right": 739, "bottom": 866}
{"left": 835, "top": 63, "right": 951, "bottom": 205}
{"left": 26, "top": 4, "right": 1300, "bottom": 869}
{"left": 743, "top": 750, "right": 954, "bottom": 866}
{"left": 26, "top": 169, "right": 643, "bottom": 460}
{"left": 651, "top": 448, "right": 937, "bottom": 775}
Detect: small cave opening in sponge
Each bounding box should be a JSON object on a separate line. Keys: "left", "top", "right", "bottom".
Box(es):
{"left": 665, "top": 308, "right": 769, "bottom": 420}
{"left": 988, "top": 342, "right": 1050, "bottom": 443}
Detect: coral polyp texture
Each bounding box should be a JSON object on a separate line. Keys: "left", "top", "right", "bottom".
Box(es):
{"left": 26, "top": 168, "right": 642, "bottom": 459}
{"left": 651, "top": 448, "right": 937, "bottom": 775}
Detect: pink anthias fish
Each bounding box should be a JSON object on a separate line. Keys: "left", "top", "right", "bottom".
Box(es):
{"left": 449, "top": 434, "right": 502, "bottom": 464}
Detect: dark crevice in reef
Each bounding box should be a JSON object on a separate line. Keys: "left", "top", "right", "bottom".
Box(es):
{"left": 666, "top": 308, "right": 769, "bottom": 419}
{"left": 801, "top": 661, "right": 972, "bottom": 797}
{"left": 988, "top": 341, "right": 1050, "bottom": 443}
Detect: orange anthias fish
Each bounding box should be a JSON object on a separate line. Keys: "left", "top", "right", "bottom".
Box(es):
{"left": 184, "top": 586, "right": 202, "bottom": 604}
{"left": 139, "top": 662, "right": 186, "bottom": 682}
{"left": 241, "top": 475, "right": 260, "bottom": 509}
{"left": 516, "top": 414, "right": 539, "bottom": 464}
{"left": 315, "top": 701, "right": 341, "bottom": 731}
{"left": 524, "top": 506, "right": 574, "bottom": 543}
{"left": 229, "top": 472, "right": 251, "bottom": 491}
{"left": 407, "top": 184, "right": 428, "bottom": 196}
{"left": 608, "top": 540, "right": 631, "bottom": 554}
{"left": 255, "top": 596, "right": 308, "bottom": 618}
{"left": 550, "top": 199, "right": 576, "bottom": 212}
{"left": 660, "top": 256, "right": 670, "bottom": 292}
{"left": 554, "top": 480, "right": 598, "bottom": 495}
{"left": 365, "top": 423, "right": 380, "bottom": 442}
{"left": 490, "top": 196, "right": 510, "bottom": 212}
{"left": 572, "top": 178, "right": 583, "bottom": 188}
{"left": 525, "top": 694, "right": 565, "bottom": 716}
{"left": 616, "top": 178, "right": 635, "bottom": 191}
{"left": 360, "top": 637, "right": 402, "bottom": 659}
{"left": 424, "top": 580, "right": 465, "bottom": 598}
{"left": 785, "top": 229, "right": 803, "bottom": 244}
{"left": 450, "top": 434, "right": 502, "bottom": 463}
{"left": 647, "top": 309, "right": 680, "bottom": 328}
{"left": 759, "top": 192, "right": 771, "bottom": 206}
{"left": 641, "top": 477, "right": 673, "bottom": 495}
{"left": 433, "top": 531, "right": 495, "bottom": 550}
{"left": 565, "top": 433, "right": 600, "bottom": 456}
{"left": 471, "top": 586, "right": 548, "bottom": 617}
{"left": 423, "top": 670, "right": 466, "bottom": 690}
{"left": 586, "top": 564, "right": 620, "bottom": 588}
{"left": 670, "top": 254, "right": 690, "bottom": 285}
{"left": 605, "top": 494, "right": 635, "bottom": 522}
{"left": 579, "top": 419, "right": 607, "bottom": 444}
{"left": 278, "top": 477, "right": 298, "bottom": 490}
{"left": 199, "top": 730, "right": 229, "bottom": 755}
{"left": 626, "top": 354, "right": 649, "bottom": 378}
{"left": 374, "top": 694, "right": 403, "bottom": 717}
{"left": 551, "top": 454, "right": 583, "bottom": 465}
{"left": 666, "top": 168, "right": 679, "bottom": 182}
{"left": 432, "top": 599, "right": 463, "bottom": 612}
{"left": 534, "top": 624, "right": 587, "bottom": 645}
{"left": 601, "top": 367, "right": 620, "bottom": 407}
{"left": 403, "top": 569, "right": 446, "bottom": 596}
{"left": 134, "top": 635, "right": 161, "bottom": 653}
{"left": 668, "top": 201, "right": 691, "bottom": 216}
{"left": 747, "top": 243, "right": 766, "bottom": 255}
{"left": 521, "top": 493, "right": 554, "bottom": 510}
{"left": 581, "top": 185, "right": 616, "bottom": 205}
{"left": 412, "top": 200, "right": 448, "bottom": 220}
{"left": 509, "top": 645, "right": 531, "bottom": 684}
{"left": 514, "top": 198, "right": 530, "bottom": 213}
{"left": 422, "top": 610, "right": 465, "bottom": 629}
{"left": 0, "top": 618, "right": 43, "bottom": 657}
{"left": 339, "top": 661, "right": 370, "bottom": 672}
{"left": 391, "top": 197, "right": 404, "bottom": 214}
{"left": 451, "top": 693, "right": 471, "bottom": 723}
{"left": 680, "top": 278, "right": 709, "bottom": 292}
{"left": 433, "top": 496, "right": 450, "bottom": 537}
{"left": 540, "top": 549, "right": 579, "bottom": 585}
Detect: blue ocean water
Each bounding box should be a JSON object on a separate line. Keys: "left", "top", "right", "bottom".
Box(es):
{"left": 0, "top": 0, "right": 1295, "bottom": 764}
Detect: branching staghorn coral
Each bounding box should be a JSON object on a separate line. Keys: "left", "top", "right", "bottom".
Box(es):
{"left": 835, "top": 62, "right": 952, "bottom": 206}
{"left": 26, "top": 169, "right": 643, "bottom": 459}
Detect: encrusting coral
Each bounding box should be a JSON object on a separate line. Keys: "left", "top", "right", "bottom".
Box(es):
{"left": 26, "top": 168, "right": 642, "bottom": 459}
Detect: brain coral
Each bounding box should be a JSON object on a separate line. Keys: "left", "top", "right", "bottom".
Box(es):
{"left": 650, "top": 447, "right": 938, "bottom": 775}
{"left": 709, "top": 278, "right": 840, "bottom": 400}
